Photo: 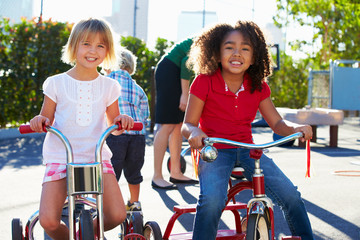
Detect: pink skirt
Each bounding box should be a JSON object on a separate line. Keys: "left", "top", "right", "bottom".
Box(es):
{"left": 43, "top": 160, "right": 115, "bottom": 183}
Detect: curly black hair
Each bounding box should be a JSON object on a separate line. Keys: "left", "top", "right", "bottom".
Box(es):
{"left": 187, "top": 20, "right": 272, "bottom": 93}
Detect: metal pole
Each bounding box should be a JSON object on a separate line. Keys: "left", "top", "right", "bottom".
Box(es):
{"left": 307, "top": 68, "right": 313, "bottom": 107}
{"left": 133, "top": 0, "right": 137, "bottom": 37}
{"left": 252, "top": 0, "right": 255, "bottom": 19}
{"left": 39, "top": 0, "right": 43, "bottom": 22}
{"left": 202, "top": 0, "right": 205, "bottom": 28}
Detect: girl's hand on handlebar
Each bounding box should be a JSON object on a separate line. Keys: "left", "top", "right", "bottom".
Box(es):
{"left": 295, "top": 125, "right": 313, "bottom": 142}
{"left": 29, "top": 115, "right": 50, "bottom": 132}
{"left": 113, "top": 114, "right": 134, "bottom": 134}
{"left": 188, "top": 128, "right": 208, "bottom": 149}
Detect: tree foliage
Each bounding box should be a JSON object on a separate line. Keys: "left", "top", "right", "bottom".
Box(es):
{"left": 0, "top": 17, "right": 71, "bottom": 128}
{"left": 120, "top": 36, "right": 173, "bottom": 101}
{"left": 273, "top": 0, "right": 360, "bottom": 68}
{"left": 268, "top": 51, "right": 310, "bottom": 108}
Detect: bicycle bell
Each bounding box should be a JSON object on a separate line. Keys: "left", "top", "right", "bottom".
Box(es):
{"left": 200, "top": 145, "right": 218, "bottom": 162}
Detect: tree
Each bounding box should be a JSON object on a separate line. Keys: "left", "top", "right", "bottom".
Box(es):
{"left": 119, "top": 36, "right": 173, "bottom": 100}
{"left": 273, "top": 0, "right": 360, "bottom": 68}
{"left": 268, "top": 51, "right": 310, "bottom": 108}
{"left": 0, "top": 17, "right": 71, "bottom": 128}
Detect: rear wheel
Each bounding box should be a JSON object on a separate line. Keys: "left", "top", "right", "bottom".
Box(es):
{"left": 11, "top": 218, "right": 23, "bottom": 240}
{"left": 79, "top": 210, "right": 94, "bottom": 240}
{"left": 143, "top": 221, "right": 162, "bottom": 240}
{"left": 129, "top": 211, "right": 143, "bottom": 235}
{"left": 246, "top": 213, "right": 270, "bottom": 240}
{"left": 167, "top": 155, "right": 186, "bottom": 173}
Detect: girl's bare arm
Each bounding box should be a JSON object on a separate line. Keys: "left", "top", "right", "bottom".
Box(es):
{"left": 30, "top": 96, "right": 56, "bottom": 132}
{"left": 259, "top": 97, "right": 312, "bottom": 141}
{"left": 181, "top": 94, "right": 207, "bottom": 149}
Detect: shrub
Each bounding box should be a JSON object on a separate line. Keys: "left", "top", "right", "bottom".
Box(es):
{"left": 0, "top": 17, "right": 71, "bottom": 128}
{"left": 268, "top": 51, "right": 310, "bottom": 109}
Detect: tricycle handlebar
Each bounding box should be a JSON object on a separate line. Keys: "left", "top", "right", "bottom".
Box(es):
{"left": 203, "top": 132, "right": 303, "bottom": 149}
{"left": 199, "top": 132, "right": 304, "bottom": 162}
{"left": 19, "top": 121, "right": 143, "bottom": 134}
{"left": 181, "top": 132, "right": 304, "bottom": 163}
{"left": 19, "top": 124, "right": 46, "bottom": 134}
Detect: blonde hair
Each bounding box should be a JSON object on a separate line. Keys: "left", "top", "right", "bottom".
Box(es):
{"left": 117, "top": 48, "right": 137, "bottom": 75}
{"left": 61, "top": 18, "right": 117, "bottom": 70}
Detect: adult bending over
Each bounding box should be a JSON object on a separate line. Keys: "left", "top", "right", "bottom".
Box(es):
{"left": 152, "top": 38, "right": 198, "bottom": 189}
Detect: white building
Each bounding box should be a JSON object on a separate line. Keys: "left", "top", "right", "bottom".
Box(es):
{"left": 0, "top": 0, "right": 33, "bottom": 22}
{"left": 105, "top": 0, "right": 149, "bottom": 42}
{"left": 177, "top": 11, "right": 218, "bottom": 41}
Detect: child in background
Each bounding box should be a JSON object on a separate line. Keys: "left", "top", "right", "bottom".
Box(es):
{"left": 105, "top": 48, "right": 150, "bottom": 212}
{"left": 182, "top": 21, "right": 314, "bottom": 240}
{"left": 29, "top": 18, "right": 134, "bottom": 239}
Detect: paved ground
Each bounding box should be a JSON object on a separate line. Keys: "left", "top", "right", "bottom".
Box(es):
{"left": 1, "top": 117, "right": 360, "bottom": 239}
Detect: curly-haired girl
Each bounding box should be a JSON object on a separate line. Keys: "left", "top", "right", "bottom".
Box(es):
{"left": 182, "top": 20, "right": 314, "bottom": 240}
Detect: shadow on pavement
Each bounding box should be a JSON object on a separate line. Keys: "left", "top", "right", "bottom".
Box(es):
{"left": 310, "top": 146, "right": 360, "bottom": 157}
{"left": 151, "top": 185, "right": 198, "bottom": 232}
{"left": 303, "top": 199, "right": 359, "bottom": 240}
{"left": 0, "top": 135, "right": 44, "bottom": 170}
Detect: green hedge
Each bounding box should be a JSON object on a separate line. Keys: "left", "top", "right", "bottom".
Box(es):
{"left": 0, "top": 18, "right": 71, "bottom": 128}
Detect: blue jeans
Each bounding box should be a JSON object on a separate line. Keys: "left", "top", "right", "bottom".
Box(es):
{"left": 192, "top": 148, "right": 314, "bottom": 240}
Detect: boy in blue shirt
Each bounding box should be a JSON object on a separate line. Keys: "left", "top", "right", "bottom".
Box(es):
{"left": 106, "top": 48, "right": 150, "bottom": 212}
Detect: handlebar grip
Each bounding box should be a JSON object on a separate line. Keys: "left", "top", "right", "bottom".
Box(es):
{"left": 115, "top": 122, "right": 143, "bottom": 131}
{"left": 19, "top": 124, "right": 47, "bottom": 134}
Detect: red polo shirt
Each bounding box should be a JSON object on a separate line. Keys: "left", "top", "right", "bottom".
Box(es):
{"left": 190, "top": 69, "right": 271, "bottom": 148}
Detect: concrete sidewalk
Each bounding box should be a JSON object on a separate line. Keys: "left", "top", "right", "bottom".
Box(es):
{"left": 1, "top": 117, "right": 359, "bottom": 239}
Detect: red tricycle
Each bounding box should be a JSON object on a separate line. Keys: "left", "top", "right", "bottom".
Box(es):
{"left": 162, "top": 133, "right": 305, "bottom": 240}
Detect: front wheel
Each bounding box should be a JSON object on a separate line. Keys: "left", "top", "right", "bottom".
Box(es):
{"left": 246, "top": 213, "right": 271, "bottom": 240}
{"left": 143, "top": 221, "right": 162, "bottom": 240}
{"left": 79, "top": 210, "right": 95, "bottom": 240}
{"left": 11, "top": 218, "right": 23, "bottom": 240}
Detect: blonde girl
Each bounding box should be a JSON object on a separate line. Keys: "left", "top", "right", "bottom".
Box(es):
{"left": 29, "top": 18, "right": 133, "bottom": 239}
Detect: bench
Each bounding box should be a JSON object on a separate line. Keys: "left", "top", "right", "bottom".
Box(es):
{"left": 277, "top": 107, "right": 344, "bottom": 147}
